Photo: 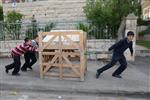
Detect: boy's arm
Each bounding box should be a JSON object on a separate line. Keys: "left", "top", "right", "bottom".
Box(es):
{"left": 25, "top": 44, "right": 37, "bottom": 52}
{"left": 129, "top": 42, "right": 133, "bottom": 56}
{"left": 108, "top": 39, "right": 123, "bottom": 51}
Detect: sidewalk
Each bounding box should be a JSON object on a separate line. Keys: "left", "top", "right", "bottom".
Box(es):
{"left": 0, "top": 57, "right": 150, "bottom": 98}
{"left": 136, "top": 45, "right": 150, "bottom": 57}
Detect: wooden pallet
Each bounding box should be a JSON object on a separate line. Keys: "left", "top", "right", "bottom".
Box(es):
{"left": 38, "top": 30, "right": 87, "bottom": 81}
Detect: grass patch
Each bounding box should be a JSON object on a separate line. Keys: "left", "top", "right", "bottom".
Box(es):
{"left": 137, "top": 40, "right": 150, "bottom": 49}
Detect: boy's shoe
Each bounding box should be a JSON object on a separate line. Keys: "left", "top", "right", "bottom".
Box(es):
{"left": 5, "top": 66, "right": 9, "bottom": 73}
{"left": 21, "top": 68, "right": 27, "bottom": 72}
{"left": 96, "top": 70, "right": 102, "bottom": 79}
{"left": 12, "top": 73, "right": 20, "bottom": 76}
{"left": 28, "top": 66, "right": 32, "bottom": 70}
{"left": 112, "top": 75, "right": 122, "bottom": 78}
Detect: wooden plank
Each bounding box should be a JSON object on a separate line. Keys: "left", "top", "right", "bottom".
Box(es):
{"left": 62, "top": 54, "right": 80, "bottom": 76}
{"left": 49, "top": 31, "right": 83, "bottom": 35}
{"left": 45, "top": 73, "right": 80, "bottom": 78}
{"left": 38, "top": 32, "right": 44, "bottom": 78}
{"left": 79, "top": 31, "right": 85, "bottom": 81}
{"left": 59, "top": 33, "right": 63, "bottom": 79}
{"left": 42, "top": 52, "right": 80, "bottom": 56}
{"left": 40, "top": 32, "right": 60, "bottom": 36}
{"left": 43, "top": 45, "right": 80, "bottom": 50}
{"left": 43, "top": 63, "right": 80, "bottom": 68}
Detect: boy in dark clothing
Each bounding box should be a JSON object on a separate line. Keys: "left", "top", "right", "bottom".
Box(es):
{"left": 5, "top": 38, "right": 37, "bottom": 76}
{"left": 21, "top": 35, "right": 39, "bottom": 71}
{"left": 96, "top": 31, "right": 134, "bottom": 79}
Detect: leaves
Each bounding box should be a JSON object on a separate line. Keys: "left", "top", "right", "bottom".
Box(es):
{"left": 4, "top": 11, "right": 23, "bottom": 39}
{"left": 5, "top": 11, "right": 23, "bottom": 23}
{"left": 0, "top": 6, "right": 3, "bottom": 21}
{"left": 83, "top": 0, "right": 141, "bottom": 39}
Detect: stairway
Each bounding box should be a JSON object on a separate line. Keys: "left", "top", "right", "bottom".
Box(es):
{"left": 3, "top": 0, "right": 87, "bottom": 29}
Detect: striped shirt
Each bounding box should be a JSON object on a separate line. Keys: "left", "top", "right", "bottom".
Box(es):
{"left": 11, "top": 43, "right": 37, "bottom": 56}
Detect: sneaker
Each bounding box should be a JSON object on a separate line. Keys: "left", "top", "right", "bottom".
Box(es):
{"left": 21, "top": 68, "right": 27, "bottom": 72}
{"left": 112, "top": 75, "right": 122, "bottom": 78}
{"left": 28, "top": 66, "right": 32, "bottom": 70}
{"left": 5, "top": 66, "right": 9, "bottom": 74}
{"left": 12, "top": 73, "right": 20, "bottom": 76}
{"left": 96, "top": 70, "right": 102, "bottom": 79}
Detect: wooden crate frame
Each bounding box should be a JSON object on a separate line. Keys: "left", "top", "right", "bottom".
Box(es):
{"left": 38, "top": 30, "right": 87, "bottom": 81}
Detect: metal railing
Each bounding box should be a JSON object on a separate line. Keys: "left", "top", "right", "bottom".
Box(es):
{"left": 0, "top": 21, "right": 118, "bottom": 41}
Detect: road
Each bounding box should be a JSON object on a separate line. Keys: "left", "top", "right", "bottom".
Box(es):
{"left": 0, "top": 90, "right": 149, "bottom": 100}
{"left": 129, "top": 56, "right": 150, "bottom": 76}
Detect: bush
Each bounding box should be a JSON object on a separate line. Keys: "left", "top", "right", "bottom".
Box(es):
{"left": 5, "top": 11, "right": 23, "bottom": 23}
{"left": 26, "top": 22, "right": 55, "bottom": 39}
{"left": 137, "top": 18, "right": 150, "bottom": 26}
{"left": 0, "top": 6, "right": 3, "bottom": 21}
{"left": 44, "top": 22, "right": 55, "bottom": 32}
{"left": 4, "top": 11, "right": 23, "bottom": 39}
{"left": 139, "top": 27, "right": 150, "bottom": 36}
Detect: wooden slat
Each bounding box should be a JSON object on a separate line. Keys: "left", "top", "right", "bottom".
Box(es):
{"left": 38, "top": 32, "right": 44, "bottom": 78}
{"left": 43, "top": 63, "right": 80, "bottom": 68}
{"left": 42, "top": 52, "right": 80, "bottom": 56}
{"left": 45, "top": 73, "right": 80, "bottom": 78}
{"left": 43, "top": 45, "right": 80, "bottom": 50}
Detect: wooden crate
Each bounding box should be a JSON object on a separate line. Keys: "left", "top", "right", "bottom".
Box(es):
{"left": 38, "top": 30, "right": 87, "bottom": 81}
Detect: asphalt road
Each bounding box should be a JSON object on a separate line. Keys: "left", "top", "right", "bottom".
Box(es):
{"left": 0, "top": 90, "right": 149, "bottom": 100}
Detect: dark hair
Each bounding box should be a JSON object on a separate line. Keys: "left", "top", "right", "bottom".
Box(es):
{"left": 33, "top": 35, "right": 38, "bottom": 39}
{"left": 24, "top": 37, "right": 30, "bottom": 42}
{"left": 127, "top": 31, "right": 134, "bottom": 36}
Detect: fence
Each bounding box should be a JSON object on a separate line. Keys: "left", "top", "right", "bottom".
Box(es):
{"left": 0, "top": 21, "right": 118, "bottom": 41}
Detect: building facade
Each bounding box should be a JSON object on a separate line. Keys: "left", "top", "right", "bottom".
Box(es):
{"left": 2, "top": 0, "right": 86, "bottom": 29}
{"left": 141, "top": 0, "right": 150, "bottom": 20}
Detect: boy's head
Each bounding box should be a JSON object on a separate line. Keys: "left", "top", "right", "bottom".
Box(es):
{"left": 127, "top": 31, "right": 134, "bottom": 41}
{"left": 34, "top": 35, "right": 39, "bottom": 42}
{"left": 24, "top": 37, "right": 31, "bottom": 44}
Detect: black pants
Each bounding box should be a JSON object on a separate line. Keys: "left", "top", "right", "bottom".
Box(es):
{"left": 6, "top": 55, "right": 21, "bottom": 74}
{"left": 97, "top": 54, "right": 127, "bottom": 76}
{"left": 21, "top": 52, "right": 37, "bottom": 70}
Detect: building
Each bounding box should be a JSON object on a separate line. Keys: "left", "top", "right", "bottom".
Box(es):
{"left": 141, "top": 0, "right": 150, "bottom": 20}
{"left": 0, "top": 0, "right": 2, "bottom": 5}
{"left": 2, "top": 0, "right": 86, "bottom": 29}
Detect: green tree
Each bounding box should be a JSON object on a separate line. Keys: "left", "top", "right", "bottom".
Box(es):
{"left": 83, "top": 0, "right": 141, "bottom": 39}
{"left": 0, "top": 6, "right": 3, "bottom": 21}
{"left": 4, "top": 11, "right": 23, "bottom": 39}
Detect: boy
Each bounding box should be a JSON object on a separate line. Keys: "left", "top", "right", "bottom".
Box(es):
{"left": 5, "top": 38, "right": 37, "bottom": 76}
{"left": 21, "top": 35, "right": 39, "bottom": 71}
{"left": 96, "top": 31, "right": 134, "bottom": 79}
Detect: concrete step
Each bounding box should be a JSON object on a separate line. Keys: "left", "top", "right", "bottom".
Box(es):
{"left": 136, "top": 50, "right": 150, "bottom": 57}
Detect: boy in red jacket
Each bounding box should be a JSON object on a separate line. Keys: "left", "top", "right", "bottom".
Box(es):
{"left": 5, "top": 38, "right": 37, "bottom": 76}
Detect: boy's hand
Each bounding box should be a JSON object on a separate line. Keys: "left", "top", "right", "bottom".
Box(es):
{"left": 108, "top": 48, "right": 111, "bottom": 51}
{"left": 35, "top": 49, "right": 39, "bottom": 52}
{"left": 130, "top": 54, "right": 134, "bottom": 62}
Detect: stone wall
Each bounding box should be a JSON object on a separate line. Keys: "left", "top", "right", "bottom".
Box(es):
{"left": 0, "top": 40, "right": 23, "bottom": 57}
{"left": 0, "top": 39, "right": 116, "bottom": 58}
{"left": 3, "top": 0, "right": 86, "bottom": 29}
{"left": 139, "top": 34, "right": 150, "bottom": 41}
